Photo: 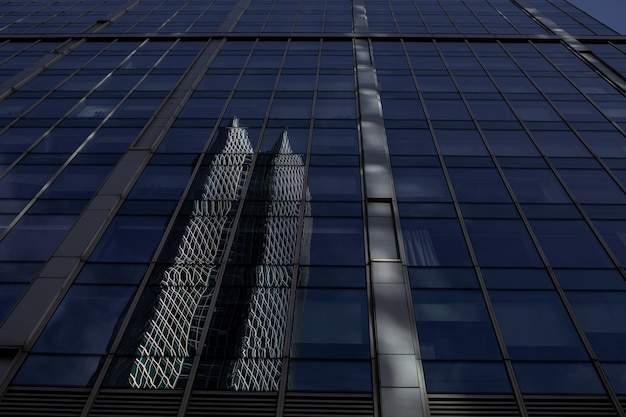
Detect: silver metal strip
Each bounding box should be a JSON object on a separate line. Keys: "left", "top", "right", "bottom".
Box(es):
{"left": 353, "top": 4, "right": 428, "bottom": 415}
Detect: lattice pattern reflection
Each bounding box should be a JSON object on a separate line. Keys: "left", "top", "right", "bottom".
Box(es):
{"left": 130, "top": 118, "right": 253, "bottom": 388}
{"left": 229, "top": 131, "right": 307, "bottom": 391}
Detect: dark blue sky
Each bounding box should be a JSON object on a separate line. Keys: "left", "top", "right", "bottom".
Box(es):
{"left": 567, "top": 0, "right": 626, "bottom": 34}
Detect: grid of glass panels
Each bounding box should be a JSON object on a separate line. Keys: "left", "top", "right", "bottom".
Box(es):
{"left": 0, "top": 0, "right": 625, "bottom": 409}
{"left": 99, "top": 0, "right": 240, "bottom": 34}
{"left": 365, "top": 0, "right": 548, "bottom": 35}
{"left": 374, "top": 39, "right": 626, "bottom": 395}
{"left": 585, "top": 43, "right": 626, "bottom": 75}
{"left": 524, "top": 0, "right": 619, "bottom": 36}
{"left": 0, "top": 39, "right": 200, "bottom": 325}
{"left": 0, "top": 0, "right": 128, "bottom": 34}
{"left": 10, "top": 40, "right": 370, "bottom": 394}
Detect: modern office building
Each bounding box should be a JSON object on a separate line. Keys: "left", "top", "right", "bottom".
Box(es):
{"left": 1, "top": 0, "right": 626, "bottom": 416}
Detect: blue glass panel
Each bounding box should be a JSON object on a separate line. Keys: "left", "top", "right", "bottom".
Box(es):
{"left": 81, "top": 127, "right": 141, "bottom": 153}
{"left": 434, "top": 129, "right": 488, "bottom": 156}
{"left": 33, "top": 285, "right": 135, "bottom": 354}
{"left": 467, "top": 100, "right": 517, "bottom": 121}
{"left": 513, "top": 362, "right": 604, "bottom": 394}
{"left": 423, "top": 361, "right": 511, "bottom": 393}
{"left": 401, "top": 219, "right": 472, "bottom": 266}
{"left": 592, "top": 220, "right": 626, "bottom": 267}
{"left": 128, "top": 165, "right": 193, "bottom": 200}
{"left": 555, "top": 269, "right": 626, "bottom": 290}
{"left": 299, "top": 266, "right": 365, "bottom": 288}
{"left": 304, "top": 217, "right": 364, "bottom": 265}
{"left": 269, "top": 98, "right": 311, "bottom": 119}
{"left": 0, "top": 165, "right": 59, "bottom": 199}
{"left": 291, "top": 289, "right": 369, "bottom": 358}
{"left": 393, "top": 167, "right": 450, "bottom": 202}
{"left": 386, "top": 129, "right": 436, "bottom": 155}
{"left": 0, "top": 215, "right": 77, "bottom": 261}
{"left": 90, "top": 216, "right": 169, "bottom": 262}
{"left": 314, "top": 98, "right": 356, "bottom": 119}
{"left": 466, "top": 219, "right": 543, "bottom": 267}
{"left": 530, "top": 220, "right": 613, "bottom": 268}
{"left": 490, "top": 290, "right": 587, "bottom": 360}
{"left": 408, "top": 268, "right": 478, "bottom": 289}
{"left": 559, "top": 169, "right": 626, "bottom": 204}
{"left": 307, "top": 167, "right": 361, "bottom": 201}
{"left": 75, "top": 263, "right": 148, "bottom": 285}
{"left": 288, "top": 360, "right": 371, "bottom": 392}
{"left": 504, "top": 169, "right": 570, "bottom": 203}
{"left": 413, "top": 290, "right": 501, "bottom": 360}
{"left": 0, "top": 262, "right": 43, "bottom": 283}
{"left": 0, "top": 283, "right": 27, "bottom": 322}
{"left": 448, "top": 168, "right": 510, "bottom": 202}
{"left": 42, "top": 165, "right": 114, "bottom": 199}
{"left": 0, "top": 128, "right": 47, "bottom": 152}
{"left": 311, "top": 128, "right": 359, "bottom": 155}
{"left": 482, "top": 268, "right": 553, "bottom": 290}
{"left": 566, "top": 291, "right": 626, "bottom": 361}
{"left": 603, "top": 363, "right": 626, "bottom": 394}
{"left": 531, "top": 130, "right": 591, "bottom": 157}
{"left": 31, "top": 127, "right": 93, "bottom": 153}
{"left": 13, "top": 354, "right": 103, "bottom": 387}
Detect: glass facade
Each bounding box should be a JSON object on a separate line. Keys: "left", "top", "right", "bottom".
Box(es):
{"left": 1, "top": 0, "right": 626, "bottom": 416}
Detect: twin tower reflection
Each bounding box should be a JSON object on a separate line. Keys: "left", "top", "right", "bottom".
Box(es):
{"left": 111, "top": 118, "right": 310, "bottom": 390}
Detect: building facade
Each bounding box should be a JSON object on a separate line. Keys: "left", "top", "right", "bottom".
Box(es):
{"left": 1, "top": 0, "right": 626, "bottom": 416}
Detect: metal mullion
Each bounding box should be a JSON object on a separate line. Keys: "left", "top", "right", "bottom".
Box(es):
{"left": 274, "top": 37, "right": 320, "bottom": 417}
{"left": 425, "top": 39, "right": 530, "bottom": 417}
{"left": 360, "top": 37, "right": 383, "bottom": 417}
{"left": 367, "top": 36, "right": 424, "bottom": 417}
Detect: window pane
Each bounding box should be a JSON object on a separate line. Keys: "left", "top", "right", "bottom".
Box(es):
{"left": 423, "top": 361, "right": 511, "bottom": 393}
{"left": 291, "top": 289, "right": 369, "bottom": 358}
{"left": 401, "top": 219, "right": 472, "bottom": 266}
{"left": 566, "top": 291, "right": 626, "bottom": 361}
{"left": 504, "top": 169, "right": 570, "bottom": 203}
{"left": 90, "top": 216, "right": 169, "bottom": 262}
{"left": 33, "top": 285, "right": 135, "bottom": 354}
{"left": 303, "top": 217, "right": 365, "bottom": 265}
{"left": 513, "top": 362, "right": 604, "bottom": 394}
{"left": 413, "top": 290, "right": 501, "bottom": 359}
{"left": 466, "top": 220, "right": 542, "bottom": 267}
{"left": 490, "top": 291, "right": 587, "bottom": 360}
{"left": 530, "top": 220, "right": 612, "bottom": 268}
{"left": 288, "top": 360, "right": 371, "bottom": 392}
{"left": 393, "top": 167, "right": 450, "bottom": 202}
{"left": 448, "top": 168, "right": 510, "bottom": 202}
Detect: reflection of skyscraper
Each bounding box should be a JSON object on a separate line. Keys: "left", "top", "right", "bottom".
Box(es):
{"left": 128, "top": 122, "right": 308, "bottom": 390}
{"left": 228, "top": 131, "right": 308, "bottom": 391}
{"left": 130, "top": 117, "right": 253, "bottom": 388}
